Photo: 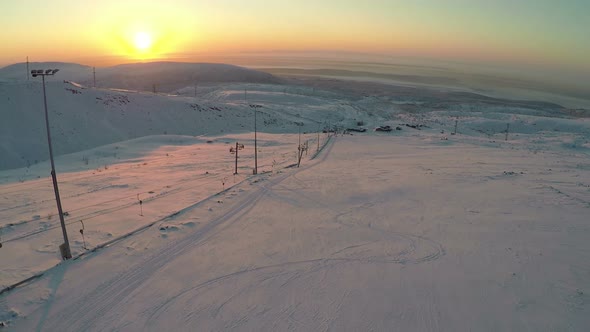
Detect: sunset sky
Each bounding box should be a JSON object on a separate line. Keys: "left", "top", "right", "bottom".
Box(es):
{"left": 1, "top": 0, "right": 588, "bottom": 75}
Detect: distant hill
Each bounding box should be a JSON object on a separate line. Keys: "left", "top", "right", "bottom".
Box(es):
{"left": 98, "top": 62, "right": 282, "bottom": 92}
{"left": 0, "top": 78, "right": 322, "bottom": 171}
{"left": 0, "top": 80, "right": 266, "bottom": 170}
{"left": 0, "top": 62, "right": 93, "bottom": 83}
{"left": 0, "top": 62, "right": 282, "bottom": 92}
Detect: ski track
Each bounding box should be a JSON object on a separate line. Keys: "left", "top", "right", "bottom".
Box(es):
{"left": 40, "top": 135, "right": 337, "bottom": 331}
{"left": 544, "top": 185, "right": 590, "bottom": 207}
{"left": 45, "top": 183, "right": 267, "bottom": 331}
{"left": 2, "top": 173, "right": 224, "bottom": 243}
{"left": 33, "top": 136, "right": 445, "bottom": 331}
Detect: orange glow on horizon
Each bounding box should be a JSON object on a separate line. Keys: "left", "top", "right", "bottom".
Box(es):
{"left": 0, "top": 0, "right": 588, "bottom": 76}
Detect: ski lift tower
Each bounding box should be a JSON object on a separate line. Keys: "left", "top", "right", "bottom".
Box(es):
{"left": 230, "top": 142, "right": 245, "bottom": 174}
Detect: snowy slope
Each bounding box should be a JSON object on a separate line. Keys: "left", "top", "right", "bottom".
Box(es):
{"left": 0, "top": 81, "right": 347, "bottom": 171}
{"left": 1, "top": 67, "right": 590, "bottom": 330}
{"left": 1, "top": 133, "right": 589, "bottom": 331}
{"left": 0, "top": 132, "right": 327, "bottom": 289}
{"left": 1, "top": 81, "right": 243, "bottom": 170}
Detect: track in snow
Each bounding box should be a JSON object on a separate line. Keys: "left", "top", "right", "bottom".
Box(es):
{"left": 40, "top": 136, "right": 338, "bottom": 331}
{"left": 33, "top": 136, "right": 444, "bottom": 331}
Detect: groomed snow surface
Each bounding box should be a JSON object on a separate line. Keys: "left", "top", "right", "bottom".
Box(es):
{"left": 1, "top": 81, "right": 589, "bottom": 331}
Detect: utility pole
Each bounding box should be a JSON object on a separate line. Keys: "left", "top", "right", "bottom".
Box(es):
{"left": 297, "top": 141, "right": 307, "bottom": 167}
{"left": 246, "top": 91, "right": 259, "bottom": 175}
{"left": 26, "top": 56, "right": 29, "bottom": 81}
{"left": 453, "top": 119, "right": 458, "bottom": 135}
{"left": 505, "top": 123, "right": 510, "bottom": 141}
{"left": 254, "top": 105, "right": 258, "bottom": 174}
{"left": 317, "top": 125, "right": 320, "bottom": 152}
{"left": 93, "top": 67, "right": 96, "bottom": 87}
{"left": 297, "top": 124, "right": 306, "bottom": 167}
{"left": 230, "top": 142, "right": 244, "bottom": 174}
{"left": 31, "top": 68, "right": 72, "bottom": 260}
{"left": 153, "top": 84, "right": 156, "bottom": 93}
{"left": 137, "top": 193, "right": 143, "bottom": 216}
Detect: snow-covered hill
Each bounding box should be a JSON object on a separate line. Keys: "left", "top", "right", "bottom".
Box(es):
{"left": 0, "top": 81, "right": 252, "bottom": 170}
{"left": 1, "top": 67, "right": 590, "bottom": 330}
{"left": 2, "top": 75, "right": 590, "bottom": 172}
{"left": 0, "top": 80, "right": 368, "bottom": 171}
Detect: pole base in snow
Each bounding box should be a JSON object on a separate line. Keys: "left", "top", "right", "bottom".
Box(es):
{"left": 59, "top": 243, "right": 72, "bottom": 260}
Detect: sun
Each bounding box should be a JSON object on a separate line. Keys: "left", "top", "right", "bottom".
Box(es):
{"left": 134, "top": 32, "right": 152, "bottom": 51}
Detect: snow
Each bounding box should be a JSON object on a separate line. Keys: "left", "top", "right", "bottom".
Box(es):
{"left": 0, "top": 63, "right": 589, "bottom": 330}
{"left": 1, "top": 132, "right": 589, "bottom": 331}
{"left": 0, "top": 132, "right": 324, "bottom": 288}
{"left": 0, "top": 80, "right": 360, "bottom": 171}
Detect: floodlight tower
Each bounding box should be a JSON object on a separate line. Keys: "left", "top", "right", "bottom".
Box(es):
{"left": 31, "top": 68, "right": 72, "bottom": 260}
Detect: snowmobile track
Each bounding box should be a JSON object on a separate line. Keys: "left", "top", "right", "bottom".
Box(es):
{"left": 42, "top": 136, "right": 337, "bottom": 331}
